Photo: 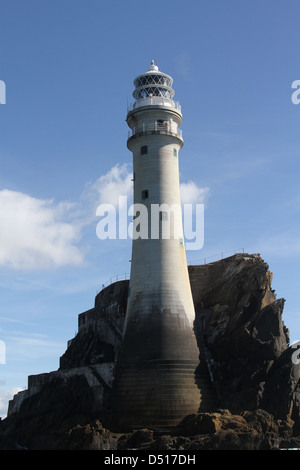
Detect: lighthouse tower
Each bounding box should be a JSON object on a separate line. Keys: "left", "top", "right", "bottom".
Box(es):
{"left": 112, "top": 61, "right": 201, "bottom": 429}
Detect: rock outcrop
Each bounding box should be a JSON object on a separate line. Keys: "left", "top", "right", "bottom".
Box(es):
{"left": 1, "top": 253, "right": 300, "bottom": 450}
{"left": 190, "top": 254, "right": 296, "bottom": 417}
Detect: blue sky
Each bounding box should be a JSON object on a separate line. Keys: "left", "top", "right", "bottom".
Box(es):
{"left": 0, "top": 0, "right": 300, "bottom": 417}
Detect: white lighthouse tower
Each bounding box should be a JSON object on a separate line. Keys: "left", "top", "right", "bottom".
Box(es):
{"left": 112, "top": 61, "right": 202, "bottom": 429}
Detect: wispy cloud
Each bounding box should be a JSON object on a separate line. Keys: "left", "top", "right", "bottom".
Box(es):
{"left": 0, "top": 315, "right": 37, "bottom": 326}
{"left": 286, "top": 192, "right": 300, "bottom": 214}
{"left": 4, "top": 331, "right": 66, "bottom": 365}
{"left": 174, "top": 52, "right": 192, "bottom": 79}
{"left": 255, "top": 230, "right": 300, "bottom": 258}
{"left": 216, "top": 154, "right": 270, "bottom": 183}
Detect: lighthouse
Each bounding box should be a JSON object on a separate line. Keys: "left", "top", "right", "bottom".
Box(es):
{"left": 112, "top": 61, "right": 202, "bottom": 429}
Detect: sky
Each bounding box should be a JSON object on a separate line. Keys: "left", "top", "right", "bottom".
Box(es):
{"left": 0, "top": 0, "right": 300, "bottom": 418}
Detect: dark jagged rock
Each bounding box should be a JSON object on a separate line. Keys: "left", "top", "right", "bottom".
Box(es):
{"left": 1, "top": 253, "right": 299, "bottom": 450}
{"left": 0, "top": 375, "right": 96, "bottom": 450}
{"left": 190, "top": 254, "right": 298, "bottom": 422}
{"left": 59, "top": 326, "right": 115, "bottom": 369}
{"left": 3, "top": 408, "right": 297, "bottom": 451}
{"left": 261, "top": 346, "right": 300, "bottom": 421}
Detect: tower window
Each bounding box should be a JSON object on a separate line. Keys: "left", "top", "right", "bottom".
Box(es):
{"left": 173, "top": 148, "right": 178, "bottom": 157}
{"left": 141, "top": 145, "right": 148, "bottom": 155}
{"left": 141, "top": 190, "right": 149, "bottom": 200}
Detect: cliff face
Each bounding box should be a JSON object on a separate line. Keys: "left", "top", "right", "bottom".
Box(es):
{"left": 190, "top": 254, "right": 297, "bottom": 419}
{"left": 1, "top": 253, "right": 299, "bottom": 450}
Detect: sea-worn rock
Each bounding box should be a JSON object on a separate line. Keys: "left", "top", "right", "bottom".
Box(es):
{"left": 1, "top": 253, "right": 299, "bottom": 450}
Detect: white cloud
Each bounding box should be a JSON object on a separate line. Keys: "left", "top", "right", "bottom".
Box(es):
{"left": 180, "top": 181, "right": 210, "bottom": 205}
{"left": 83, "top": 163, "right": 133, "bottom": 209}
{"left": 0, "top": 165, "right": 209, "bottom": 271}
{"left": 0, "top": 387, "right": 24, "bottom": 419}
{"left": 0, "top": 190, "right": 84, "bottom": 270}
{"left": 85, "top": 163, "right": 209, "bottom": 207}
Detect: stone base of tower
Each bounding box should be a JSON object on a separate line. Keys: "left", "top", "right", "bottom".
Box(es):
{"left": 111, "top": 308, "right": 202, "bottom": 431}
